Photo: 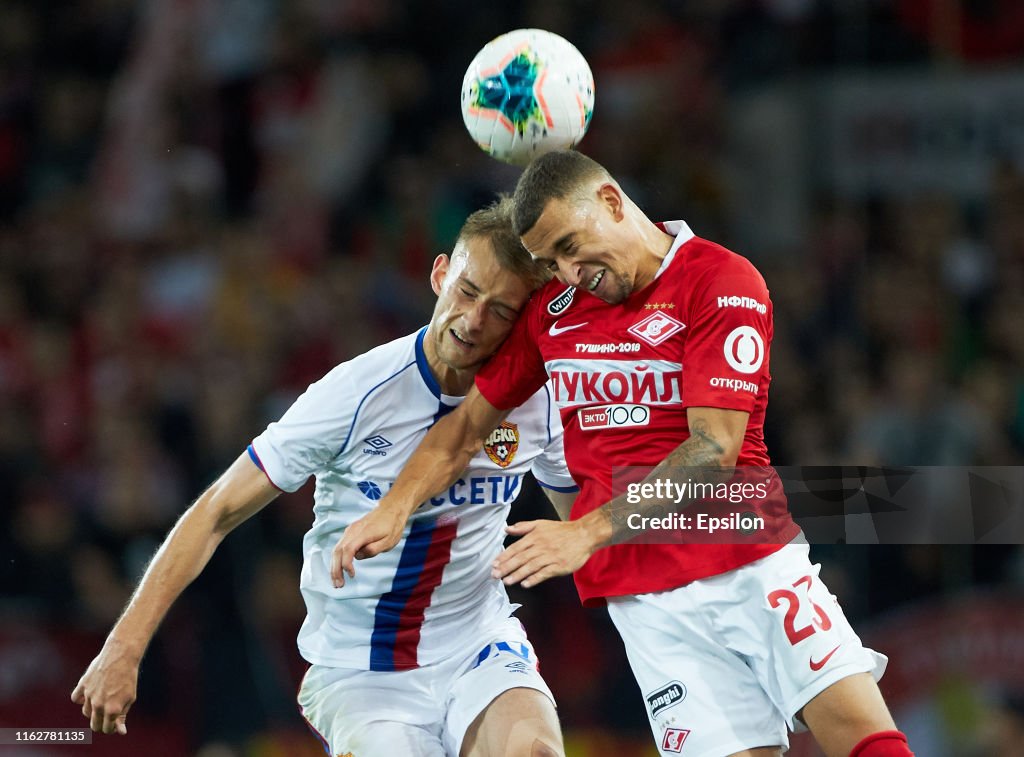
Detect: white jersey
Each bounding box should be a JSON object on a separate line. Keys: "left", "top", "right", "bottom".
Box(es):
{"left": 250, "top": 328, "right": 576, "bottom": 672}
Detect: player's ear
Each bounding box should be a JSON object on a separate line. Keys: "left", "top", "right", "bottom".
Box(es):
{"left": 430, "top": 254, "right": 450, "bottom": 295}
{"left": 596, "top": 182, "right": 624, "bottom": 222}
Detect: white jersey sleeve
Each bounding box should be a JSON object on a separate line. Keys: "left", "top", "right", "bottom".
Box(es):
{"left": 249, "top": 362, "right": 362, "bottom": 492}
{"left": 530, "top": 382, "right": 578, "bottom": 493}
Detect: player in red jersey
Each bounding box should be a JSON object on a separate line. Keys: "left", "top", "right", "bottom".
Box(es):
{"left": 334, "top": 151, "right": 912, "bottom": 757}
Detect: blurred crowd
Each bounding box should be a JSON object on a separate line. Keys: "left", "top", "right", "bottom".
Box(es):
{"left": 1, "top": 1, "right": 1023, "bottom": 755}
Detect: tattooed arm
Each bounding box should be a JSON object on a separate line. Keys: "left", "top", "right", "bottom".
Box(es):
{"left": 492, "top": 406, "right": 750, "bottom": 587}
{"left": 597, "top": 407, "right": 749, "bottom": 545}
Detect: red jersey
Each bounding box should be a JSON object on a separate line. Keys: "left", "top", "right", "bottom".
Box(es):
{"left": 475, "top": 221, "right": 800, "bottom": 605}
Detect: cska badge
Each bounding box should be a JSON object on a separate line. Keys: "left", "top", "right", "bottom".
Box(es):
{"left": 484, "top": 421, "right": 519, "bottom": 468}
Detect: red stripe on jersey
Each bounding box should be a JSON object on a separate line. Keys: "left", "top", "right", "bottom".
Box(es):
{"left": 390, "top": 521, "right": 458, "bottom": 669}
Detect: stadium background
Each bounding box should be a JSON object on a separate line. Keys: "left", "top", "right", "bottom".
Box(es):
{"left": 1, "top": 1, "right": 1022, "bottom": 755}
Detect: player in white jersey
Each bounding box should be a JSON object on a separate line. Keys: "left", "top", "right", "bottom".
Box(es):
{"left": 72, "top": 199, "right": 577, "bottom": 757}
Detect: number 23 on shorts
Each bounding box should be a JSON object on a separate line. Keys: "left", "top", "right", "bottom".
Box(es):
{"left": 767, "top": 575, "right": 835, "bottom": 648}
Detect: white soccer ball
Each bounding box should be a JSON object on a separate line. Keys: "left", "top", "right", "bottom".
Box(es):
{"left": 461, "top": 28, "right": 594, "bottom": 166}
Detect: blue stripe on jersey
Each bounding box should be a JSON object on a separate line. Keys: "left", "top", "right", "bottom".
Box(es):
{"left": 433, "top": 400, "right": 456, "bottom": 425}
{"left": 247, "top": 443, "right": 285, "bottom": 491}
{"left": 369, "top": 518, "right": 437, "bottom": 671}
{"left": 246, "top": 444, "right": 263, "bottom": 470}
{"left": 416, "top": 326, "right": 460, "bottom": 424}
{"left": 336, "top": 361, "right": 417, "bottom": 456}
{"left": 415, "top": 327, "right": 441, "bottom": 398}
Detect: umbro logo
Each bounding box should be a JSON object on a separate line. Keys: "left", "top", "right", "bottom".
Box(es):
{"left": 362, "top": 435, "right": 393, "bottom": 456}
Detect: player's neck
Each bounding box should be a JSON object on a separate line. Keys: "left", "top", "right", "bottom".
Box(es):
{"left": 422, "top": 328, "right": 474, "bottom": 396}
{"left": 632, "top": 222, "right": 675, "bottom": 291}
{"left": 433, "top": 365, "right": 474, "bottom": 397}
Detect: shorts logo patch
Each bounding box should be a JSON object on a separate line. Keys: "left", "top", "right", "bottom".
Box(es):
{"left": 546, "top": 285, "right": 576, "bottom": 315}
{"left": 473, "top": 641, "right": 534, "bottom": 669}
{"left": 628, "top": 312, "right": 685, "bottom": 346}
{"left": 662, "top": 728, "right": 690, "bottom": 753}
{"left": 646, "top": 680, "right": 686, "bottom": 717}
{"left": 484, "top": 421, "right": 519, "bottom": 468}
{"left": 357, "top": 481, "right": 383, "bottom": 500}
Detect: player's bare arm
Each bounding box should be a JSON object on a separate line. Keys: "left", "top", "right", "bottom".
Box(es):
{"left": 493, "top": 406, "right": 747, "bottom": 588}
{"left": 331, "top": 385, "right": 510, "bottom": 586}
{"left": 598, "top": 407, "right": 747, "bottom": 543}
{"left": 71, "top": 454, "right": 279, "bottom": 735}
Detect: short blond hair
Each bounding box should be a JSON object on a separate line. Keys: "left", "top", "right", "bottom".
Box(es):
{"left": 457, "top": 196, "right": 551, "bottom": 290}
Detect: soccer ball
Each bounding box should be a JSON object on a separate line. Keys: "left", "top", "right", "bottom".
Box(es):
{"left": 461, "top": 28, "right": 594, "bottom": 166}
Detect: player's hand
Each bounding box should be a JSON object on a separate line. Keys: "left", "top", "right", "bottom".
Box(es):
{"left": 332, "top": 506, "right": 407, "bottom": 587}
{"left": 70, "top": 640, "right": 139, "bottom": 735}
{"left": 492, "top": 519, "right": 597, "bottom": 588}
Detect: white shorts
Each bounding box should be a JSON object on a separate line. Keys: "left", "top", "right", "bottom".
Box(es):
{"left": 296, "top": 615, "right": 555, "bottom": 756}
{"left": 606, "top": 542, "right": 886, "bottom": 757}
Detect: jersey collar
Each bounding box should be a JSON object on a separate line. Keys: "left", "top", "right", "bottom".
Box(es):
{"left": 654, "top": 220, "right": 695, "bottom": 279}
{"left": 415, "top": 327, "right": 441, "bottom": 399}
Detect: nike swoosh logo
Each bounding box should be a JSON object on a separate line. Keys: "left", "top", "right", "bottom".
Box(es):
{"left": 809, "top": 645, "right": 840, "bottom": 671}
{"left": 549, "top": 320, "right": 588, "bottom": 337}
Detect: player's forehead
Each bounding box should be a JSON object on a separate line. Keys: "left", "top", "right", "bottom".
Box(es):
{"left": 453, "top": 236, "right": 532, "bottom": 302}
{"left": 454, "top": 235, "right": 500, "bottom": 275}
{"left": 522, "top": 198, "right": 590, "bottom": 256}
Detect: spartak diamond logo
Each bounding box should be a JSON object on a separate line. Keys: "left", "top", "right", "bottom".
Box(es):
{"left": 483, "top": 421, "right": 519, "bottom": 468}
{"left": 662, "top": 728, "right": 690, "bottom": 753}
{"left": 628, "top": 311, "right": 685, "bottom": 346}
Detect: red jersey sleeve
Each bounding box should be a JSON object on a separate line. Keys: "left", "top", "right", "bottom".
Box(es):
{"left": 475, "top": 291, "right": 549, "bottom": 410}
{"left": 681, "top": 252, "right": 773, "bottom": 413}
